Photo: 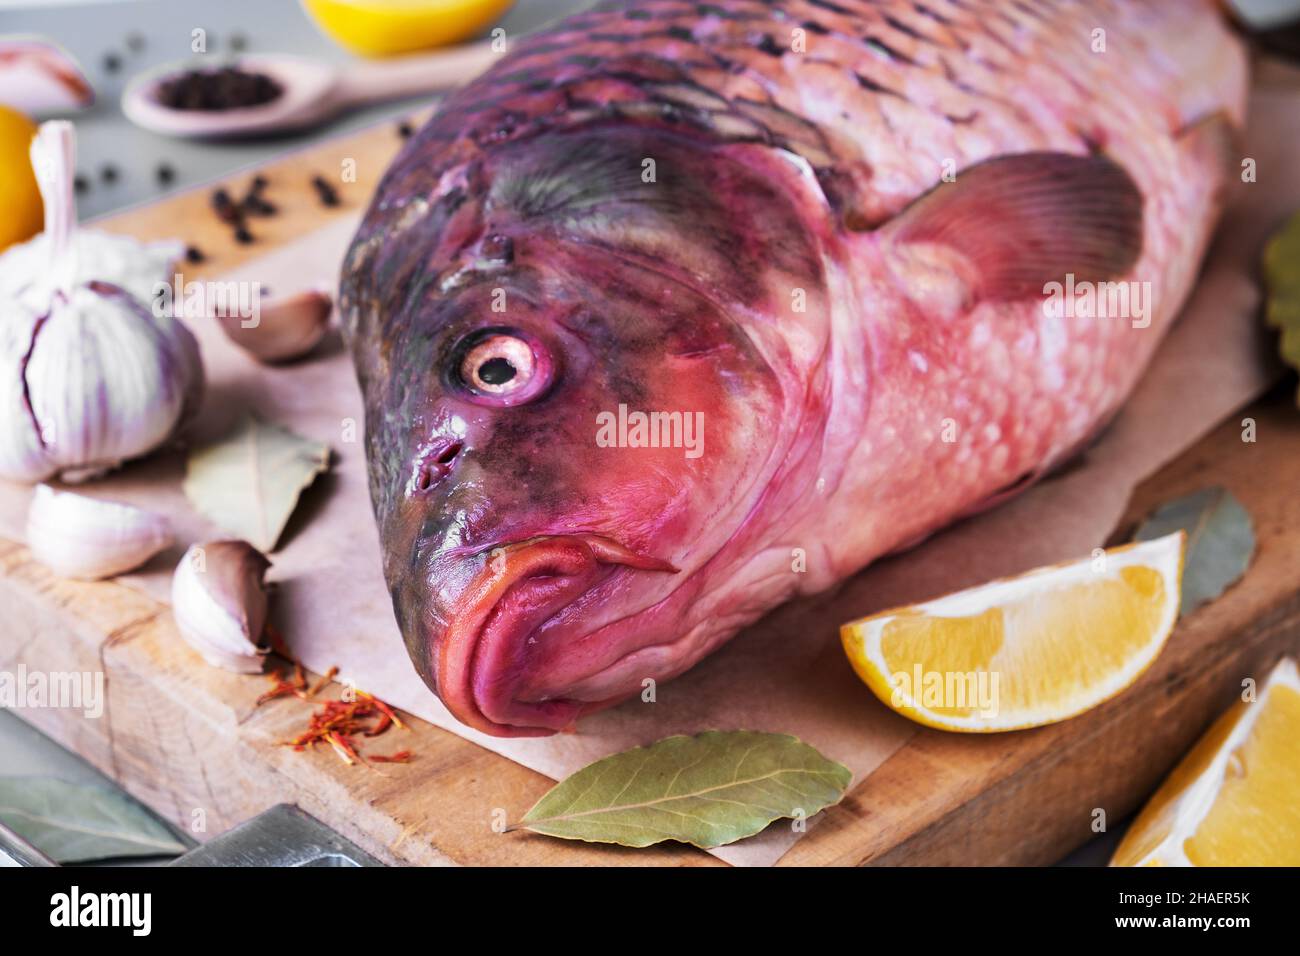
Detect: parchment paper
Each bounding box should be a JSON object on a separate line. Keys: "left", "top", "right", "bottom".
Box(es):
{"left": 2, "top": 72, "right": 1295, "bottom": 867}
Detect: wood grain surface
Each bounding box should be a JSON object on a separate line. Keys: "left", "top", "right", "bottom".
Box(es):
{"left": 3, "top": 113, "right": 1297, "bottom": 866}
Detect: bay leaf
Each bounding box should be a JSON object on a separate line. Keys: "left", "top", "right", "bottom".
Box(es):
{"left": 0, "top": 777, "right": 188, "bottom": 863}
{"left": 1135, "top": 486, "right": 1255, "bottom": 616}
{"left": 516, "top": 730, "right": 851, "bottom": 849}
{"left": 1263, "top": 210, "right": 1300, "bottom": 404}
{"left": 183, "top": 414, "right": 330, "bottom": 552}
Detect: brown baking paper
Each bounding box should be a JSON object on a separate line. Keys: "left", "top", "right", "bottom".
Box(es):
{"left": 2, "top": 70, "right": 1296, "bottom": 867}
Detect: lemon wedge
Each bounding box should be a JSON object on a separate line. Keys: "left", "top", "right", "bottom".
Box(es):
{"left": 301, "top": 0, "right": 515, "bottom": 57}
{"left": 841, "top": 533, "right": 1184, "bottom": 732}
{"left": 0, "top": 105, "right": 42, "bottom": 252}
{"left": 1112, "top": 656, "right": 1300, "bottom": 866}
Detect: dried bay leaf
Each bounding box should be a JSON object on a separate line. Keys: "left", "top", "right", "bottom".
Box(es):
{"left": 1135, "top": 486, "right": 1255, "bottom": 616}
{"left": 183, "top": 414, "right": 330, "bottom": 552}
{"left": 0, "top": 777, "right": 188, "bottom": 863}
{"left": 1263, "top": 210, "right": 1300, "bottom": 404}
{"left": 515, "top": 730, "right": 851, "bottom": 849}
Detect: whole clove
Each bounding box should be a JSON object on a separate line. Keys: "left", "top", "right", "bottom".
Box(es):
{"left": 311, "top": 174, "right": 340, "bottom": 207}
{"left": 238, "top": 176, "right": 276, "bottom": 216}
{"left": 211, "top": 187, "right": 241, "bottom": 224}
{"left": 209, "top": 176, "right": 286, "bottom": 243}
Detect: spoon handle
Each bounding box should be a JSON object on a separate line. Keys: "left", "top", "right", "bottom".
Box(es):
{"left": 334, "top": 41, "right": 501, "bottom": 107}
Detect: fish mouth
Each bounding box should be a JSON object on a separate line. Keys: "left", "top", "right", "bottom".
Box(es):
{"left": 435, "top": 534, "right": 678, "bottom": 737}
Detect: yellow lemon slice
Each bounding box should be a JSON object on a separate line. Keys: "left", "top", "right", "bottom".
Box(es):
{"left": 1111, "top": 656, "right": 1300, "bottom": 866}
{"left": 841, "top": 532, "right": 1184, "bottom": 732}
{"left": 301, "top": 0, "right": 515, "bottom": 58}
{"left": 0, "top": 105, "right": 42, "bottom": 252}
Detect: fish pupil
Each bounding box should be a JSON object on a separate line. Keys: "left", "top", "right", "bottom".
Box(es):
{"left": 479, "top": 357, "right": 517, "bottom": 385}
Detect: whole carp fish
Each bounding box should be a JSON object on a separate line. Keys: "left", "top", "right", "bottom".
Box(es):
{"left": 339, "top": 0, "right": 1248, "bottom": 736}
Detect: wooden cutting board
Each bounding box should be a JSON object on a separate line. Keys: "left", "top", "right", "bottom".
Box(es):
{"left": 4, "top": 115, "right": 1299, "bottom": 867}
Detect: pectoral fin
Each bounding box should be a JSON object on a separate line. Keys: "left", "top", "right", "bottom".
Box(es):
{"left": 884, "top": 151, "right": 1144, "bottom": 301}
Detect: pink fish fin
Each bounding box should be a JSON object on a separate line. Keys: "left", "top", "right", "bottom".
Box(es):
{"left": 881, "top": 152, "right": 1144, "bottom": 302}
{"left": 1176, "top": 109, "right": 1240, "bottom": 182}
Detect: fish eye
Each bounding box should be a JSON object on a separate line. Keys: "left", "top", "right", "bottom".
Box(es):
{"left": 454, "top": 329, "right": 552, "bottom": 405}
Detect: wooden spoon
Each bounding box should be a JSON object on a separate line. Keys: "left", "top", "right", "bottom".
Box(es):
{"left": 121, "top": 42, "right": 498, "bottom": 139}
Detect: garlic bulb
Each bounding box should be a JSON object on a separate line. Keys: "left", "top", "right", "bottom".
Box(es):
{"left": 26, "top": 484, "right": 173, "bottom": 580}
{"left": 171, "top": 541, "right": 270, "bottom": 674}
{"left": 0, "top": 230, "right": 183, "bottom": 309}
{"left": 0, "top": 121, "right": 202, "bottom": 483}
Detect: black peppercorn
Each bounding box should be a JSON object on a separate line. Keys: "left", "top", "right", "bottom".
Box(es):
{"left": 155, "top": 66, "right": 283, "bottom": 111}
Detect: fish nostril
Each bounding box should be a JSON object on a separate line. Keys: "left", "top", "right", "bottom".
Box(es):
{"left": 435, "top": 440, "right": 463, "bottom": 465}
{"left": 414, "top": 440, "right": 463, "bottom": 493}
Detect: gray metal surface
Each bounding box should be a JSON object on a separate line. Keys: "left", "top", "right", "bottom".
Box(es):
{"left": 0, "top": 818, "right": 57, "bottom": 867}
{"left": 168, "top": 804, "right": 383, "bottom": 867}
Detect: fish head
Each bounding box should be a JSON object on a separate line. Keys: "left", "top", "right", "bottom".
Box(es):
{"left": 381, "top": 256, "right": 785, "bottom": 736}
{"left": 345, "top": 124, "right": 827, "bottom": 736}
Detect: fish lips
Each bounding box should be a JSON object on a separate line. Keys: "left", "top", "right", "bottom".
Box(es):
{"left": 431, "top": 534, "right": 678, "bottom": 737}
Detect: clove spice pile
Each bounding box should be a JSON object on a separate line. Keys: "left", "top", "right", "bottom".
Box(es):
{"left": 210, "top": 175, "right": 277, "bottom": 245}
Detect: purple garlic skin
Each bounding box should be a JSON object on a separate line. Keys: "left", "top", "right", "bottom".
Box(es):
{"left": 171, "top": 541, "right": 271, "bottom": 674}
{"left": 0, "top": 120, "right": 202, "bottom": 483}
{"left": 0, "top": 281, "right": 203, "bottom": 482}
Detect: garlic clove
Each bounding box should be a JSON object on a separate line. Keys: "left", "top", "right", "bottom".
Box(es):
{"left": 171, "top": 541, "right": 270, "bottom": 674}
{"left": 216, "top": 288, "right": 333, "bottom": 364}
{"left": 26, "top": 484, "right": 173, "bottom": 580}
{"left": 0, "top": 39, "right": 94, "bottom": 116}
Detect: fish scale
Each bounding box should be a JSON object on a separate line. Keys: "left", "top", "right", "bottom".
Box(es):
{"left": 364, "top": 0, "right": 1240, "bottom": 236}
{"left": 340, "top": 0, "right": 1249, "bottom": 736}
